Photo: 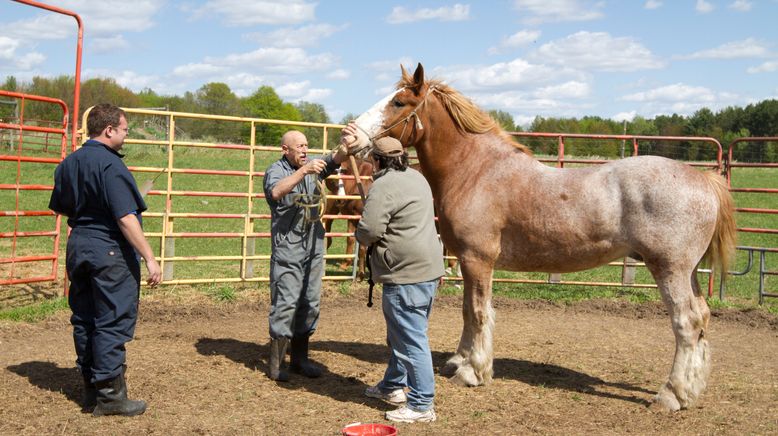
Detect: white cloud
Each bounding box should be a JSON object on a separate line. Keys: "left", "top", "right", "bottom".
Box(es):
{"left": 0, "top": 36, "right": 45, "bottom": 71}
{"left": 621, "top": 83, "right": 716, "bottom": 103}
{"left": 4, "top": 0, "right": 162, "bottom": 41}
{"left": 434, "top": 58, "right": 586, "bottom": 92}
{"left": 512, "top": 114, "right": 536, "bottom": 128}
{"left": 620, "top": 84, "right": 744, "bottom": 116}
{"left": 201, "top": 48, "right": 336, "bottom": 74}
{"left": 82, "top": 68, "right": 160, "bottom": 91}
{"left": 387, "top": 4, "right": 470, "bottom": 24}
{"left": 747, "top": 61, "right": 778, "bottom": 73}
{"left": 531, "top": 31, "right": 665, "bottom": 72}
{"left": 679, "top": 38, "right": 770, "bottom": 59}
{"left": 513, "top": 0, "right": 604, "bottom": 25}
{"left": 244, "top": 23, "right": 347, "bottom": 48}
{"left": 90, "top": 35, "right": 129, "bottom": 53}
{"left": 327, "top": 69, "right": 350, "bottom": 80}
{"left": 488, "top": 30, "right": 541, "bottom": 55}
{"left": 695, "top": 0, "right": 714, "bottom": 13}
{"left": 222, "top": 73, "right": 267, "bottom": 96}
{"left": 172, "top": 63, "right": 228, "bottom": 78}
{"left": 612, "top": 111, "right": 636, "bottom": 122}
{"left": 6, "top": 15, "right": 74, "bottom": 41}
{"left": 728, "top": 0, "right": 752, "bottom": 11}
{"left": 644, "top": 1, "right": 662, "bottom": 9}
{"left": 533, "top": 81, "right": 590, "bottom": 99}
{"left": 50, "top": 0, "right": 160, "bottom": 35}
{"left": 299, "top": 88, "right": 332, "bottom": 102}
{"left": 0, "top": 37, "right": 20, "bottom": 59}
{"left": 472, "top": 89, "right": 593, "bottom": 118}
{"left": 277, "top": 80, "right": 311, "bottom": 97}
{"left": 192, "top": 0, "right": 316, "bottom": 26}
{"left": 367, "top": 58, "right": 416, "bottom": 82}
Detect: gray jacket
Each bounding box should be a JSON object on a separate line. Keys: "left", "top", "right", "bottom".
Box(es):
{"left": 356, "top": 167, "right": 444, "bottom": 284}
{"left": 263, "top": 154, "right": 338, "bottom": 250}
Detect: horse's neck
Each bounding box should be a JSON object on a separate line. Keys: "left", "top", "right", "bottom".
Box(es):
{"left": 416, "top": 129, "right": 539, "bottom": 194}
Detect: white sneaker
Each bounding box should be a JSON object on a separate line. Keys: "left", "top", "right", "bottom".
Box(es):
{"left": 385, "top": 405, "right": 436, "bottom": 423}
{"left": 364, "top": 384, "right": 407, "bottom": 404}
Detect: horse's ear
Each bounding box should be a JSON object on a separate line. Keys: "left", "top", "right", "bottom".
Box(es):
{"left": 400, "top": 64, "right": 412, "bottom": 83}
{"left": 409, "top": 63, "right": 425, "bottom": 96}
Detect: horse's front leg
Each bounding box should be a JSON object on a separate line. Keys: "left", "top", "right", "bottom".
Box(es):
{"left": 440, "top": 257, "right": 495, "bottom": 386}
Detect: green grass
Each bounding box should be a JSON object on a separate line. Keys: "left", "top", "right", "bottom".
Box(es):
{"left": 2, "top": 130, "right": 777, "bottom": 316}
{"left": 0, "top": 297, "right": 68, "bottom": 322}
{"left": 207, "top": 284, "right": 238, "bottom": 303}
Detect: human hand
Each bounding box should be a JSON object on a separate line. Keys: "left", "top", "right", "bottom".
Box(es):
{"left": 304, "top": 159, "right": 327, "bottom": 175}
{"left": 146, "top": 258, "right": 162, "bottom": 288}
{"left": 337, "top": 122, "right": 365, "bottom": 158}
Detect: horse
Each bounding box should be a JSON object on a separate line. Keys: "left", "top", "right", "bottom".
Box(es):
{"left": 323, "top": 159, "right": 374, "bottom": 278}
{"left": 351, "top": 63, "right": 737, "bottom": 411}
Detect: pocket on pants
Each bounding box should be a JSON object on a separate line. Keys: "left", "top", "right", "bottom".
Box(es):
{"left": 398, "top": 285, "right": 431, "bottom": 310}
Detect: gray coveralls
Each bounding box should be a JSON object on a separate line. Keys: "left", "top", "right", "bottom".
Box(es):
{"left": 263, "top": 154, "right": 338, "bottom": 339}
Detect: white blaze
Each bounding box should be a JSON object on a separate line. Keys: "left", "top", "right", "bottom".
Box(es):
{"left": 354, "top": 89, "right": 401, "bottom": 139}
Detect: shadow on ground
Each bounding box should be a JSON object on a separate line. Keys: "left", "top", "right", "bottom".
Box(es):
{"left": 195, "top": 337, "right": 384, "bottom": 409}
{"left": 195, "top": 337, "right": 652, "bottom": 407}
{"left": 7, "top": 361, "right": 82, "bottom": 407}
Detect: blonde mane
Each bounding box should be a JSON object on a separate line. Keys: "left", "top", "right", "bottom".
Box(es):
{"left": 397, "top": 77, "right": 531, "bottom": 154}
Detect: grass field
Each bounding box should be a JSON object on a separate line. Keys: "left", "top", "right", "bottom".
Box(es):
{"left": 2, "top": 130, "right": 777, "bottom": 316}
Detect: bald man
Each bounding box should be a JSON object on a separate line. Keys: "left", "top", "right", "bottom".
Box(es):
{"left": 262, "top": 125, "right": 358, "bottom": 381}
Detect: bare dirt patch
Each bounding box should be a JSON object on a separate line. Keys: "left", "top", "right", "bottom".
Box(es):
{"left": 1, "top": 288, "right": 777, "bottom": 435}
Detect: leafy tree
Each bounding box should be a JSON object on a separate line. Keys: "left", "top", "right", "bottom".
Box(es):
{"left": 80, "top": 77, "right": 139, "bottom": 115}
{"left": 296, "top": 101, "right": 333, "bottom": 149}
{"left": 488, "top": 109, "right": 516, "bottom": 132}
{"left": 241, "top": 86, "right": 301, "bottom": 146}
{"left": 189, "top": 82, "right": 243, "bottom": 142}
{"left": 137, "top": 88, "right": 167, "bottom": 109}
{"left": 1, "top": 76, "right": 18, "bottom": 92}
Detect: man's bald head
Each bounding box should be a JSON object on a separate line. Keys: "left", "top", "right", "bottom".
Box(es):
{"left": 281, "top": 130, "right": 309, "bottom": 169}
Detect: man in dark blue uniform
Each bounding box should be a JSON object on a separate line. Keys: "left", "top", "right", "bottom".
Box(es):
{"left": 263, "top": 123, "right": 360, "bottom": 381}
{"left": 49, "top": 103, "right": 161, "bottom": 417}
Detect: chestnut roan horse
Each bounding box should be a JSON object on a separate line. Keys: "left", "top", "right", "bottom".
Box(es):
{"left": 352, "top": 64, "right": 736, "bottom": 411}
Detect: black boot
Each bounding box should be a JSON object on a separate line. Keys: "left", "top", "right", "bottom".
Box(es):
{"left": 81, "top": 373, "right": 97, "bottom": 413}
{"left": 290, "top": 335, "right": 322, "bottom": 378}
{"left": 92, "top": 370, "right": 146, "bottom": 417}
{"left": 268, "top": 337, "right": 290, "bottom": 382}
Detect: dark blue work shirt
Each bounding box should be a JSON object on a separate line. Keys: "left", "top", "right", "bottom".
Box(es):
{"left": 49, "top": 139, "right": 146, "bottom": 233}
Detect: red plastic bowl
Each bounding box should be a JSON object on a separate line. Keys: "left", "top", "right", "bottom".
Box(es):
{"left": 341, "top": 423, "right": 398, "bottom": 436}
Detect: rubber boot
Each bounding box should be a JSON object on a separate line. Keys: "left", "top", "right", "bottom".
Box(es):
{"left": 268, "top": 337, "right": 290, "bottom": 382}
{"left": 92, "top": 369, "right": 146, "bottom": 417}
{"left": 81, "top": 373, "right": 97, "bottom": 413}
{"left": 290, "top": 335, "right": 322, "bottom": 378}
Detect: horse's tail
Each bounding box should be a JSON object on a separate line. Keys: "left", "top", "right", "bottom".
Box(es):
{"left": 702, "top": 171, "right": 737, "bottom": 279}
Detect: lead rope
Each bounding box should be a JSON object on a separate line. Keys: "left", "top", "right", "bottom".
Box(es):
{"left": 291, "top": 179, "right": 327, "bottom": 227}
{"left": 365, "top": 246, "right": 375, "bottom": 307}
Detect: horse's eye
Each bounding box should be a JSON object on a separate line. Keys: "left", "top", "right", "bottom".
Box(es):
{"left": 392, "top": 99, "right": 405, "bottom": 108}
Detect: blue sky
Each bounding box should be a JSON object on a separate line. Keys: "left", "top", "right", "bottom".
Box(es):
{"left": 2, "top": 0, "right": 777, "bottom": 126}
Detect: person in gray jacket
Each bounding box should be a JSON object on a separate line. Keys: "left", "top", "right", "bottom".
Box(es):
{"left": 263, "top": 125, "right": 359, "bottom": 382}
{"left": 355, "top": 136, "right": 445, "bottom": 423}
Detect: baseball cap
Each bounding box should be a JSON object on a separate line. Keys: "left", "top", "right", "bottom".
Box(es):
{"left": 372, "top": 137, "right": 404, "bottom": 157}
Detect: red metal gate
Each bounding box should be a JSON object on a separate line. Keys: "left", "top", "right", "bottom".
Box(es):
{"left": 0, "top": 91, "right": 68, "bottom": 285}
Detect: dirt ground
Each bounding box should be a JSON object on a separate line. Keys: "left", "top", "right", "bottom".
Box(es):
{"left": 1, "top": 287, "right": 777, "bottom": 435}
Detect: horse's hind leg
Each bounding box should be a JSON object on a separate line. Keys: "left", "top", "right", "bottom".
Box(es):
{"left": 440, "top": 257, "right": 495, "bottom": 386}
{"left": 650, "top": 264, "right": 712, "bottom": 411}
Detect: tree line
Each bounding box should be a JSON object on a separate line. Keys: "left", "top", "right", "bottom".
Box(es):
{"left": 1, "top": 75, "right": 776, "bottom": 162}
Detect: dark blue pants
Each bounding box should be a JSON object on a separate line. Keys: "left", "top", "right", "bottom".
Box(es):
{"left": 66, "top": 228, "right": 140, "bottom": 384}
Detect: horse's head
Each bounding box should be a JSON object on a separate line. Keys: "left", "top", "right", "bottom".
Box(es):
{"left": 351, "top": 63, "right": 433, "bottom": 158}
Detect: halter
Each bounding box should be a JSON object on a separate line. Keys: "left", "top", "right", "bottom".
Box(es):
{"left": 356, "top": 86, "right": 438, "bottom": 150}
{"left": 291, "top": 179, "right": 327, "bottom": 227}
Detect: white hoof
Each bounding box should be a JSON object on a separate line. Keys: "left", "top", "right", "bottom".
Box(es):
{"left": 441, "top": 354, "right": 464, "bottom": 377}
{"left": 450, "top": 365, "right": 481, "bottom": 387}
{"left": 650, "top": 384, "right": 681, "bottom": 412}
